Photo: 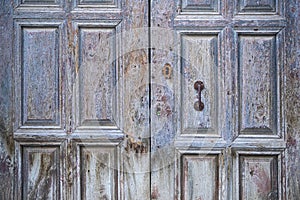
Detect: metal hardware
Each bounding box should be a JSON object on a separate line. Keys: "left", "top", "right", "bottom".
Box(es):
{"left": 194, "top": 81, "right": 204, "bottom": 111}
{"left": 162, "top": 63, "right": 172, "bottom": 79}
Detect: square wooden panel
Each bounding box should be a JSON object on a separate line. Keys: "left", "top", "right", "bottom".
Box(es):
{"left": 78, "top": 145, "right": 118, "bottom": 200}
{"left": 21, "top": 145, "right": 61, "bottom": 200}
{"left": 234, "top": 152, "right": 282, "bottom": 200}
{"left": 181, "top": 154, "right": 220, "bottom": 200}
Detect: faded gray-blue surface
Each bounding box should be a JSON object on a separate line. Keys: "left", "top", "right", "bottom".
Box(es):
{"left": 0, "top": 0, "right": 299, "bottom": 199}
{"left": 0, "top": 0, "right": 14, "bottom": 199}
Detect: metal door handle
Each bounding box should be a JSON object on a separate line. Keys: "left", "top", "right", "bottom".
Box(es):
{"left": 194, "top": 81, "right": 204, "bottom": 111}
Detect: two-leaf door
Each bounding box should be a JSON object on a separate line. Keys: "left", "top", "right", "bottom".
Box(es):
{"left": 8, "top": 0, "right": 292, "bottom": 199}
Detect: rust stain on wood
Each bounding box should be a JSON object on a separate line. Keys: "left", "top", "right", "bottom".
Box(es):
{"left": 151, "top": 185, "right": 160, "bottom": 199}
{"left": 125, "top": 136, "right": 148, "bottom": 154}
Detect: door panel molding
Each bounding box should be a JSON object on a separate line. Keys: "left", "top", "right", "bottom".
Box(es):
{"left": 237, "top": 33, "right": 282, "bottom": 136}
{"left": 235, "top": 29, "right": 284, "bottom": 138}
{"left": 14, "top": 140, "right": 66, "bottom": 200}
{"left": 179, "top": 0, "right": 221, "bottom": 14}
{"left": 234, "top": 0, "right": 283, "bottom": 16}
{"left": 73, "top": 20, "right": 123, "bottom": 132}
{"left": 73, "top": 140, "right": 121, "bottom": 200}
{"left": 233, "top": 149, "right": 284, "bottom": 200}
{"left": 14, "top": 0, "right": 65, "bottom": 13}
{"left": 14, "top": 19, "right": 65, "bottom": 131}
{"left": 175, "top": 149, "right": 224, "bottom": 200}
{"left": 72, "top": 0, "right": 121, "bottom": 10}
{"left": 178, "top": 31, "right": 220, "bottom": 136}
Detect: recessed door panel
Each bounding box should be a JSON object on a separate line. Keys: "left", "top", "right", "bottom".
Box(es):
{"left": 234, "top": 151, "right": 282, "bottom": 200}
{"left": 22, "top": 27, "right": 59, "bottom": 126}
{"left": 76, "top": 25, "right": 117, "bottom": 128}
{"left": 79, "top": 145, "right": 118, "bottom": 200}
{"left": 181, "top": 154, "right": 219, "bottom": 200}
{"left": 14, "top": 21, "right": 63, "bottom": 129}
{"left": 238, "top": 33, "right": 281, "bottom": 136}
{"left": 181, "top": 33, "right": 219, "bottom": 135}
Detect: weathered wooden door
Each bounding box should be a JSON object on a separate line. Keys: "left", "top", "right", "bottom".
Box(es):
{"left": 0, "top": 0, "right": 300, "bottom": 199}
{"left": 1, "top": 0, "right": 151, "bottom": 199}
{"left": 149, "top": 0, "right": 299, "bottom": 199}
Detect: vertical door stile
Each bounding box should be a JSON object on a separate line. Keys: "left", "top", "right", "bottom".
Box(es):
{"left": 150, "top": 0, "right": 178, "bottom": 198}
{"left": 121, "top": 0, "right": 151, "bottom": 198}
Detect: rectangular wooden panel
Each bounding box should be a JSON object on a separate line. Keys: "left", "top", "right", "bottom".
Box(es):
{"left": 181, "top": 34, "right": 218, "bottom": 134}
{"left": 238, "top": 34, "right": 278, "bottom": 135}
{"left": 80, "top": 0, "right": 115, "bottom": 5}
{"left": 21, "top": 0, "right": 57, "bottom": 4}
{"left": 181, "top": 154, "right": 219, "bottom": 200}
{"left": 79, "top": 146, "right": 117, "bottom": 200}
{"left": 180, "top": 0, "right": 219, "bottom": 13}
{"left": 237, "top": 0, "right": 277, "bottom": 13}
{"left": 238, "top": 155, "right": 279, "bottom": 199}
{"left": 16, "top": 0, "right": 62, "bottom": 8}
{"left": 22, "top": 146, "right": 60, "bottom": 200}
{"left": 77, "top": 27, "right": 116, "bottom": 127}
{"left": 73, "top": 0, "right": 119, "bottom": 9}
{"left": 21, "top": 27, "right": 60, "bottom": 126}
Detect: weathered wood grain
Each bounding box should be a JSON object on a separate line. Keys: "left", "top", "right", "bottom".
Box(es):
{"left": 239, "top": 155, "right": 278, "bottom": 199}
{"left": 285, "top": 0, "right": 300, "bottom": 199}
{"left": 150, "top": 0, "right": 177, "bottom": 198}
{"left": 13, "top": 20, "right": 64, "bottom": 131}
{"left": 22, "top": 146, "right": 60, "bottom": 200}
{"left": 0, "top": 0, "right": 299, "bottom": 199}
{"left": 76, "top": 25, "right": 116, "bottom": 127}
{"left": 181, "top": 34, "right": 218, "bottom": 133}
{"left": 22, "top": 27, "right": 60, "bottom": 126}
{"left": 79, "top": 146, "right": 117, "bottom": 200}
{"left": 238, "top": 34, "right": 277, "bottom": 135}
{"left": 150, "top": 0, "right": 225, "bottom": 198}
{"left": 180, "top": 0, "right": 219, "bottom": 13}
{"left": 151, "top": 0, "right": 294, "bottom": 200}
{"left": 0, "top": 1, "right": 14, "bottom": 199}
{"left": 182, "top": 154, "right": 219, "bottom": 200}
{"left": 236, "top": 0, "right": 278, "bottom": 13}
{"left": 122, "top": 44, "right": 150, "bottom": 199}
{"left": 120, "top": 0, "right": 151, "bottom": 198}
{"left": 233, "top": 150, "right": 284, "bottom": 200}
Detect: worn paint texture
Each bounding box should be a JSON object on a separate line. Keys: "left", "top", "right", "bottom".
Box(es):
{"left": 151, "top": 0, "right": 299, "bottom": 200}
{"left": 0, "top": 0, "right": 14, "bottom": 199}
{"left": 286, "top": 0, "right": 300, "bottom": 199}
{"left": 0, "top": 0, "right": 299, "bottom": 199}
{"left": 150, "top": 0, "right": 177, "bottom": 198}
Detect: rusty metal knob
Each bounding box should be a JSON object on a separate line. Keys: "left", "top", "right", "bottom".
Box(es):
{"left": 194, "top": 81, "right": 204, "bottom": 111}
